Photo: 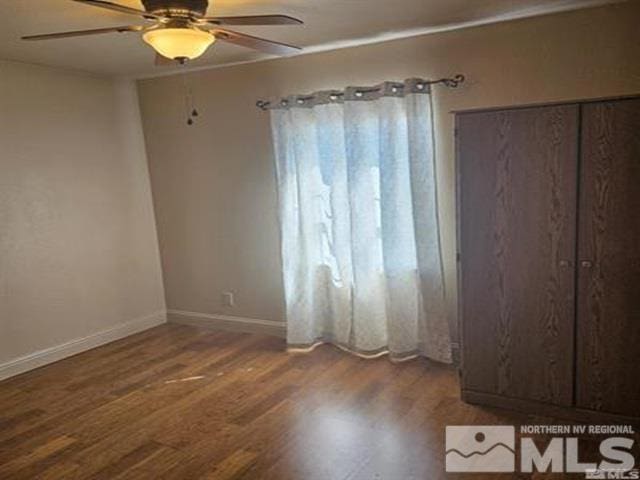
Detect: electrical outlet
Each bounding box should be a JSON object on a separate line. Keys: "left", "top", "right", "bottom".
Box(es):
{"left": 221, "top": 292, "right": 235, "bottom": 307}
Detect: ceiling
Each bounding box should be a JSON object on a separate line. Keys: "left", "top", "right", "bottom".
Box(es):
{"left": 0, "top": 0, "right": 626, "bottom": 77}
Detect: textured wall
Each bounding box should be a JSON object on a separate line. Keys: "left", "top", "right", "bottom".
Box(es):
{"left": 137, "top": 2, "right": 640, "bottom": 348}
{"left": 0, "top": 61, "right": 165, "bottom": 366}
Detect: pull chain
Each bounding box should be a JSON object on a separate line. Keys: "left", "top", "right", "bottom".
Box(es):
{"left": 190, "top": 84, "right": 199, "bottom": 120}
{"left": 181, "top": 70, "right": 199, "bottom": 126}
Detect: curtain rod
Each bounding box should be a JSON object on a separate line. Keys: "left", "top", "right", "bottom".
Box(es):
{"left": 256, "top": 74, "right": 465, "bottom": 111}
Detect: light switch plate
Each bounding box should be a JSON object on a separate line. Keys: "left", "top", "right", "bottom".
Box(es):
{"left": 221, "top": 292, "right": 235, "bottom": 307}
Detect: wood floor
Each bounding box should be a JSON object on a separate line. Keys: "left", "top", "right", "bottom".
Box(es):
{"left": 0, "top": 324, "right": 636, "bottom": 479}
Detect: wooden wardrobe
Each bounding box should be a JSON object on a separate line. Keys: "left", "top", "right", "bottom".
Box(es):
{"left": 455, "top": 96, "right": 640, "bottom": 423}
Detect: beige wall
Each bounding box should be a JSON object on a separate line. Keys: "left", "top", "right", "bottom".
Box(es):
{"left": 0, "top": 61, "right": 165, "bottom": 372}
{"left": 137, "top": 2, "right": 640, "bottom": 347}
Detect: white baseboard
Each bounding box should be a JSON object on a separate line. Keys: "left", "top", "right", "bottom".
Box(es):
{"left": 0, "top": 310, "right": 167, "bottom": 381}
{"left": 168, "top": 309, "right": 286, "bottom": 338}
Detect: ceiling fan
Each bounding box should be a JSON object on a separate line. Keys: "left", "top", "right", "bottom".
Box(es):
{"left": 22, "top": 0, "right": 303, "bottom": 64}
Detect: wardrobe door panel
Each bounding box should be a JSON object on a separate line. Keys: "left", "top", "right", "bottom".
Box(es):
{"left": 576, "top": 98, "right": 640, "bottom": 417}
{"left": 458, "top": 105, "right": 578, "bottom": 406}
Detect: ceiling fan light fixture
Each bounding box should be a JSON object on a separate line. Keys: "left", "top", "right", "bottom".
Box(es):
{"left": 143, "top": 27, "right": 215, "bottom": 60}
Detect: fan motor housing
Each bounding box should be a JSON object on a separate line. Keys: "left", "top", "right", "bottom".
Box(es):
{"left": 142, "top": 0, "right": 209, "bottom": 17}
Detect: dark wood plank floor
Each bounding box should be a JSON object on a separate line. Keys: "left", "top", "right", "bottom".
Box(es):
{"left": 0, "top": 324, "right": 635, "bottom": 479}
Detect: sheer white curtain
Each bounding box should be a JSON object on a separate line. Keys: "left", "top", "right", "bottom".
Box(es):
{"left": 269, "top": 79, "right": 450, "bottom": 363}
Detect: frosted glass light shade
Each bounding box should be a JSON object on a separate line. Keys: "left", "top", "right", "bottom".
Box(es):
{"left": 143, "top": 28, "right": 215, "bottom": 60}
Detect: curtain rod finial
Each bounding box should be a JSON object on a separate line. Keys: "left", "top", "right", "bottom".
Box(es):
{"left": 447, "top": 74, "right": 465, "bottom": 87}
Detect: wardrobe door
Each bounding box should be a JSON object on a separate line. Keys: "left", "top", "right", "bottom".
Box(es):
{"left": 576, "top": 98, "right": 640, "bottom": 417}
{"left": 458, "top": 105, "right": 578, "bottom": 406}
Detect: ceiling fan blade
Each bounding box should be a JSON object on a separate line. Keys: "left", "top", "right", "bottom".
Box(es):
{"left": 72, "top": 0, "right": 160, "bottom": 19}
{"left": 201, "top": 15, "right": 303, "bottom": 26}
{"left": 22, "top": 25, "right": 143, "bottom": 41}
{"left": 211, "top": 28, "right": 301, "bottom": 56}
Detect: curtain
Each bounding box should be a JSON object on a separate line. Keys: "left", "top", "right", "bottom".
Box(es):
{"left": 269, "top": 79, "right": 451, "bottom": 363}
